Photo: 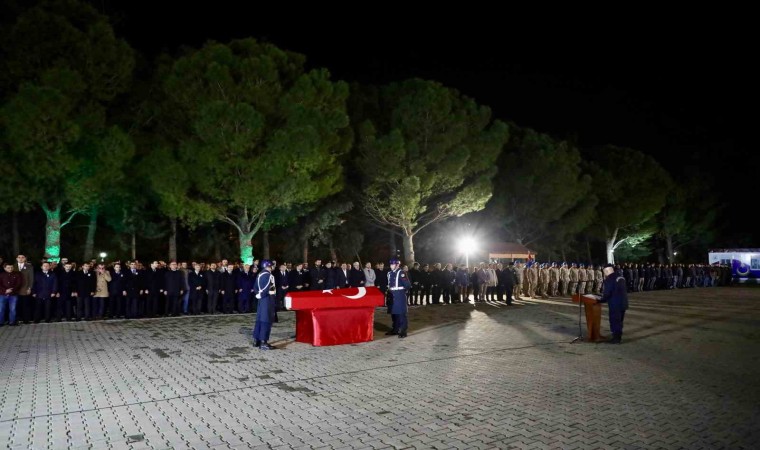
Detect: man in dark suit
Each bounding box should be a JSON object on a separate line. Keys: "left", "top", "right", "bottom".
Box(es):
{"left": 309, "top": 260, "right": 326, "bottom": 291}
{"left": 335, "top": 263, "right": 350, "bottom": 289}
{"left": 123, "top": 262, "right": 143, "bottom": 319}
{"left": 32, "top": 262, "right": 58, "bottom": 323}
{"left": 56, "top": 261, "right": 77, "bottom": 321}
{"left": 220, "top": 263, "right": 237, "bottom": 314}
{"left": 274, "top": 264, "right": 290, "bottom": 311}
{"left": 75, "top": 262, "right": 96, "bottom": 321}
{"left": 144, "top": 261, "right": 164, "bottom": 317}
{"left": 348, "top": 262, "right": 366, "bottom": 288}
{"left": 205, "top": 262, "right": 221, "bottom": 314}
{"left": 163, "top": 261, "right": 184, "bottom": 316}
{"left": 287, "top": 263, "right": 306, "bottom": 292}
{"left": 14, "top": 255, "right": 34, "bottom": 323}
{"left": 109, "top": 263, "right": 127, "bottom": 318}
{"left": 408, "top": 263, "right": 421, "bottom": 305}
{"left": 188, "top": 262, "right": 206, "bottom": 315}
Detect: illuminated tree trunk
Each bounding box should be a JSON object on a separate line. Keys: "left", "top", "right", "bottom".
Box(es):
{"left": 131, "top": 232, "right": 136, "bottom": 260}
{"left": 83, "top": 206, "right": 98, "bottom": 261}
{"left": 42, "top": 204, "right": 63, "bottom": 262}
{"left": 605, "top": 227, "right": 617, "bottom": 264}
{"left": 605, "top": 240, "right": 615, "bottom": 264}
{"left": 262, "top": 230, "right": 270, "bottom": 259}
{"left": 239, "top": 230, "right": 254, "bottom": 264}
{"left": 403, "top": 231, "right": 415, "bottom": 265}
{"left": 169, "top": 218, "right": 177, "bottom": 262}
{"left": 302, "top": 239, "right": 309, "bottom": 263}
{"left": 12, "top": 211, "right": 20, "bottom": 256}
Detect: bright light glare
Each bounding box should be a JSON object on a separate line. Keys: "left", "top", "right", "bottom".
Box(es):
{"left": 459, "top": 237, "right": 477, "bottom": 253}
{"left": 99, "top": 252, "right": 107, "bottom": 258}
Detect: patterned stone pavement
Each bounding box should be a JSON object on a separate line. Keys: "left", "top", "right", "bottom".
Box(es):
{"left": 1, "top": 287, "right": 759, "bottom": 449}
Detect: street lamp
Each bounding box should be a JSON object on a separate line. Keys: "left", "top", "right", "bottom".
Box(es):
{"left": 99, "top": 252, "right": 107, "bottom": 262}
{"left": 458, "top": 237, "right": 477, "bottom": 268}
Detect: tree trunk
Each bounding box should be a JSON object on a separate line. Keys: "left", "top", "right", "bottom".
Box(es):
{"left": 131, "top": 232, "right": 136, "bottom": 260}
{"left": 42, "top": 203, "right": 63, "bottom": 262}
{"left": 169, "top": 218, "right": 177, "bottom": 262}
{"left": 561, "top": 247, "right": 567, "bottom": 263}
{"left": 605, "top": 227, "right": 617, "bottom": 264}
{"left": 262, "top": 230, "right": 270, "bottom": 259}
{"left": 403, "top": 232, "right": 415, "bottom": 264}
{"left": 239, "top": 230, "right": 254, "bottom": 264}
{"left": 329, "top": 239, "right": 337, "bottom": 262}
{"left": 302, "top": 239, "right": 309, "bottom": 263}
{"left": 12, "top": 211, "right": 20, "bottom": 256}
{"left": 585, "top": 238, "right": 592, "bottom": 264}
{"left": 83, "top": 206, "right": 98, "bottom": 262}
{"left": 666, "top": 233, "right": 674, "bottom": 263}
{"left": 606, "top": 239, "right": 615, "bottom": 264}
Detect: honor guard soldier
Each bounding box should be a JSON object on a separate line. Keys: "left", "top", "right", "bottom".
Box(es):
{"left": 253, "top": 260, "right": 276, "bottom": 350}
{"left": 386, "top": 258, "right": 412, "bottom": 338}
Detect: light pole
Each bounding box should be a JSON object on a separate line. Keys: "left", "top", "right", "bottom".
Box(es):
{"left": 99, "top": 252, "right": 107, "bottom": 263}
{"left": 458, "top": 237, "right": 476, "bottom": 268}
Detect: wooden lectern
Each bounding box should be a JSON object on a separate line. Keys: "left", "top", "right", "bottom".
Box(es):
{"left": 572, "top": 293, "right": 605, "bottom": 342}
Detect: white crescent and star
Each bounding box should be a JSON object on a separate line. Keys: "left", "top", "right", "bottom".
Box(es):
{"left": 342, "top": 287, "right": 367, "bottom": 299}
{"left": 321, "top": 287, "right": 367, "bottom": 299}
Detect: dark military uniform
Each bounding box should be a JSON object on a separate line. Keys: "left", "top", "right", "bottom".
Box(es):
{"left": 253, "top": 264, "right": 276, "bottom": 349}
{"left": 598, "top": 266, "right": 629, "bottom": 344}
{"left": 387, "top": 262, "right": 412, "bottom": 338}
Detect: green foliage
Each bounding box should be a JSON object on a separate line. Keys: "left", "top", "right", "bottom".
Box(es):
{"left": 490, "top": 126, "right": 596, "bottom": 246}
{"left": 159, "top": 38, "right": 351, "bottom": 246}
{"left": 356, "top": 79, "right": 509, "bottom": 256}
{"left": 588, "top": 145, "right": 672, "bottom": 236}
{"left": 657, "top": 168, "right": 719, "bottom": 251}
{"left": 66, "top": 126, "right": 134, "bottom": 212}
{"left": 1, "top": 83, "right": 80, "bottom": 204}
{"left": 584, "top": 146, "right": 671, "bottom": 262}
{"left": 0, "top": 0, "right": 135, "bottom": 218}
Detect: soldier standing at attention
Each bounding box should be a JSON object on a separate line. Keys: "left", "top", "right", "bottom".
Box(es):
{"left": 386, "top": 259, "right": 411, "bottom": 338}
{"left": 253, "top": 260, "right": 276, "bottom": 350}
{"left": 569, "top": 263, "right": 579, "bottom": 296}
{"left": 577, "top": 263, "right": 587, "bottom": 296}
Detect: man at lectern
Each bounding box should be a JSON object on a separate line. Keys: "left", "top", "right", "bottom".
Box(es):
{"left": 597, "top": 263, "right": 628, "bottom": 344}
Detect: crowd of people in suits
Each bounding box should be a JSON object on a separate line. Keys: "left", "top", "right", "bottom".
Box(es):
{"left": 0, "top": 253, "right": 732, "bottom": 327}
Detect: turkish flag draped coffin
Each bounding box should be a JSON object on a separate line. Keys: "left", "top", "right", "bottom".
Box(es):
{"left": 285, "top": 287, "right": 385, "bottom": 310}
{"left": 285, "top": 287, "right": 385, "bottom": 346}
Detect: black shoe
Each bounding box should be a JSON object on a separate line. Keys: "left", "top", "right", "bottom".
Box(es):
{"left": 259, "top": 343, "right": 275, "bottom": 350}
{"left": 398, "top": 333, "right": 407, "bottom": 339}
{"left": 385, "top": 330, "right": 398, "bottom": 336}
{"left": 607, "top": 337, "right": 622, "bottom": 344}
{"left": 253, "top": 340, "right": 261, "bottom": 348}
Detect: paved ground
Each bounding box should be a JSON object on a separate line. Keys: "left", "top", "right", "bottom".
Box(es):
{"left": 1, "top": 287, "right": 759, "bottom": 449}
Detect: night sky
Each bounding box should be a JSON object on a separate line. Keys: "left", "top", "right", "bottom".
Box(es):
{"left": 93, "top": 4, "right": 758, "bottom": 245}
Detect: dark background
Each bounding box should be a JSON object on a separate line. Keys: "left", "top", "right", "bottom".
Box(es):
{"left": 4, "top": 3, "right": 756, "bottom": 255}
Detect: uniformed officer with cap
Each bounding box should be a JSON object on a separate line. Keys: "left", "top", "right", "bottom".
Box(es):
{"left": 253, "top": 260, "right": 277, "bottom": 350}
{"left": 386, "top": 258, "right": 412, "bottom": 338}
{"left": 596, "top": 263, "right": 629, "bottom": 344}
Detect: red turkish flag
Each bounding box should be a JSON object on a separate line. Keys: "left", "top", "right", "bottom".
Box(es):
{"left": 285, "top": 287, "right": 385, "bottom": 310}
